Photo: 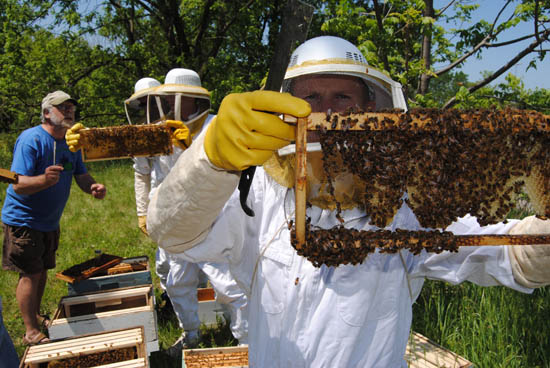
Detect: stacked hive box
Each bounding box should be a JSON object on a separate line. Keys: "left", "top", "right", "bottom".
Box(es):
{"left": 50, "top": 255, "right": 159, "bottom": 354}
{"left": 19, "top": 255, "right": 160, "bottom": 367}
{"left": 20, "top": 327, "right": 148, "bottom": 368}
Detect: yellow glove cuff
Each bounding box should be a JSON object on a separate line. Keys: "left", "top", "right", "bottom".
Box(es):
{"left": 165, "top": 120, "right": 192, "bottom": 150}
{"left": 138, "top": 215, "right": 148, "bottom": 236}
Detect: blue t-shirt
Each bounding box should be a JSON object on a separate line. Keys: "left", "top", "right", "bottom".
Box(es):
{"left": 1, "top": 125, "right": 87, "bottom": 231}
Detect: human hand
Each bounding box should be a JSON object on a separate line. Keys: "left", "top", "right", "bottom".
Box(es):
{"left": 204, "top": 90, "right": 311, "bottom": 171}
{"left": 138, "top": 215, "right": 148, "bottom": 236}
{"left": 164, "top": 120, "right": 191, "bottom": 150}
{"left": 90, "top": 183, "right": 106, "bottom": 199}
{"left": 65, "top": 123, "right": 86, "bottom": 152}
{"left": 44, "top": 165, "right": 63, "bottom": 186}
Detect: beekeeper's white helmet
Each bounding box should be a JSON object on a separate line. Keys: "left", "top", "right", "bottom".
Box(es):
{"left": 151, "top": 68, "right": 211, "bottom": 135}
{"left": 282, "top": 36, "right": 407, "bottom": 111}
{"left": 134, "top": 77, "right": 161, "bottom": 94}
{"left": 124, "top": 77, "right": 162, "bottom": 125}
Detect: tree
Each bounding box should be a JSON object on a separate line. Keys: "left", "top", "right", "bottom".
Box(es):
{"left": 316, "top": 0, "right": 549, "bottom": 108}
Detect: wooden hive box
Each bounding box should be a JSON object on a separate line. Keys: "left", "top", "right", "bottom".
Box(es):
{"left": 68, "top": 256, "right": 152, "bottom": 296}
{"left": 182, "top": 346, "right": 249, "bottom": 368}
{"left": 197, "top": 287, "right": 227, "bottom": 327}
{"left": 20, "top": 327, "right": 148, "bottom": 368}
{"left": 405, "top": 331, "right": 473, "bottom": 367}
{"left": 48, "top": 285, "right": 159, "bottom": 354}
{"left": 181, "top": 331, "right": 473, "bottom": 368}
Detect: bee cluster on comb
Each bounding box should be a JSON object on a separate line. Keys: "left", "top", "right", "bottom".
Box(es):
{"left": 290, "top": 108, "right": 550, "bottom": 267}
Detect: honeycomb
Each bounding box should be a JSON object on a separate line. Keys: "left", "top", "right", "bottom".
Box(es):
{"left": 289, "top": 108, "right": 550, "bottom": 266}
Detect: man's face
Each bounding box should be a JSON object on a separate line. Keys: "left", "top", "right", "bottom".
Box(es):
{"left": 291, "top": 74, "right": 374, "bottom": 113}
{"left": 47, "top": 102, "right": 76, "bottom": 128}
{"left": 163, "top": 95, "right": 197, "bottom": 120}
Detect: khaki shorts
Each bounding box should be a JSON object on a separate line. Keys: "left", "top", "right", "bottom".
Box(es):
{"left": 2, "top": 224, "right": 59, "bottom": 274}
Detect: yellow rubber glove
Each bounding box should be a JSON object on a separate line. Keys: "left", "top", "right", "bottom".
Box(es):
{"left": 164, "top": 120, "right": 192, "bottom": 150}
{"left": 65, "top": 123, "right": 86, "bottom": 152}
{"left": 204, "top": 90, "right": 311, "bottom": 171}
{"left": 138, "top": 215, "right": 148, "bottom": 236}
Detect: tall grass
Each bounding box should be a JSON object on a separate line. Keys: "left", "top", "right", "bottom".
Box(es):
{"left": 1, "top": 137, "right": 550, "bottom": 367}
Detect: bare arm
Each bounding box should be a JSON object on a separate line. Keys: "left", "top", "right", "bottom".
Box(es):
{"left": 75, "top": 173, "right": 107, "bottom": 199}
{"left": 13, "top": 165, "right": 63, "bottom": 195}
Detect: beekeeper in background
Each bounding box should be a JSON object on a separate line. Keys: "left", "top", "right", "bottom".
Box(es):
{"left": 147, "top": 36, "right": 550, "bottom": 367}
{"left": 126, "top": 69, "right": 248, "bottom": 354}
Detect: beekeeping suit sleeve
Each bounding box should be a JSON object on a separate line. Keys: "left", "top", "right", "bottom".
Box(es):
{"left": 133, "top": 157, "right": 152, "bottom": 217}
{"left": 147, "top": 131, "right": 240, "bottom": 253}
{"left": 507, "top": 215, "right": 550, "bottom": 288}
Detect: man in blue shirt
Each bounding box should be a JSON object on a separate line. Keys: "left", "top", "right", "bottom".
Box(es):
{"left": 2, "top": 90, "right": 107, "bottom": 345}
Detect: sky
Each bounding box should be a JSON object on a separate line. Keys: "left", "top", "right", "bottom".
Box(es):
{"left": 437, "top": 1, "right": 549, "bottom": 90}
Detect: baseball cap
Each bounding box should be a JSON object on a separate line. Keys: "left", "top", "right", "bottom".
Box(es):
{"left": 41, "top": 91, "right": 78, "bottom": 110}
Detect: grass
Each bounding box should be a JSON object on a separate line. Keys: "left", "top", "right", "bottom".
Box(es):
{"left": 1, "top": 140, "right": 550, "bottom": 367}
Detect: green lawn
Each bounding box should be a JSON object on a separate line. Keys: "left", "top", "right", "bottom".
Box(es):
{"left": 1, "top": 156, "right": 550, "bottom": 367}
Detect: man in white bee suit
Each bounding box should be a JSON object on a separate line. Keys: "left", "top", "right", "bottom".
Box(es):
{"left": 69, "top": 69, "right": 248, "bottom": 354}
{"left": 147, "top": 36, "right": 550, "bottom": 367}
{"left": 129, "top": 69, "right": 248, "bottom": 353}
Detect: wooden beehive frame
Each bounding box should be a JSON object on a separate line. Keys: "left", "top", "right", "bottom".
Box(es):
{"left": 80, "top": 124, "right": 173, "bottom": 162}
{"left": 0, "top": 168, "right": 18, "bottom": 184}
{"left": 285, "top": 110, "right": 550, "bottom": 250}
{"left": 21, "top": 327, "right": 147, "bottom": 368}
{"left": 183, "top": 346, "right": 249, "bottom": 368}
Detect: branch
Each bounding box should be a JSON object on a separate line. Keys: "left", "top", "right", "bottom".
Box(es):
{"left": 443, "top": 27, "right": 550, "bottom": 108}
{"left": 435, "top": 33, "right": 492, "bottom": 76}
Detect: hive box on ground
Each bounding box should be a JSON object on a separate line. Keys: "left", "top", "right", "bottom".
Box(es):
{"left": 197, "top": 287, "right": 227, "bottom": 327}
{"left": 20, "top": 327, "right": 148, "bottom": 368}
{"left": 48, "top": 285, "right": 159, "bottom": 354}
{"left": 67, "top": 256, "right": 152, "bottom": 296}
{"left": 181, "top": 331, "right": 473, "bottom": 368}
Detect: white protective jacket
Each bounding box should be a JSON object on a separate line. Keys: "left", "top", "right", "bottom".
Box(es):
{"left": 135, "top": 115, "right": 248, "bottom": 339}
{"left": 148, "top": 133, "right": 532, "bottom": 368}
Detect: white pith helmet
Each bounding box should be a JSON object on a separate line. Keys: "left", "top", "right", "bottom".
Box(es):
{"left": 124, "top": 77, "right": 161, "bottom": 125}
{"left": 134, "top": 77, "right": 161, "bottom": 94}
{"left": 283, "top": 36, "right": 407, "bottom": 111}
{"left": 149, "top": 68, "right": 211, "bottom": 135}
{"left": 165, "top": 68, "right": 201, "bottom": 86}
{"left": 278, "top": 36, "right": 407, "bottom": 156}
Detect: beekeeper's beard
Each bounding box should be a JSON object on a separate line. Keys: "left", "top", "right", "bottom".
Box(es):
{"left": 49, "top": 112, "right": 72, "bottom": 128}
